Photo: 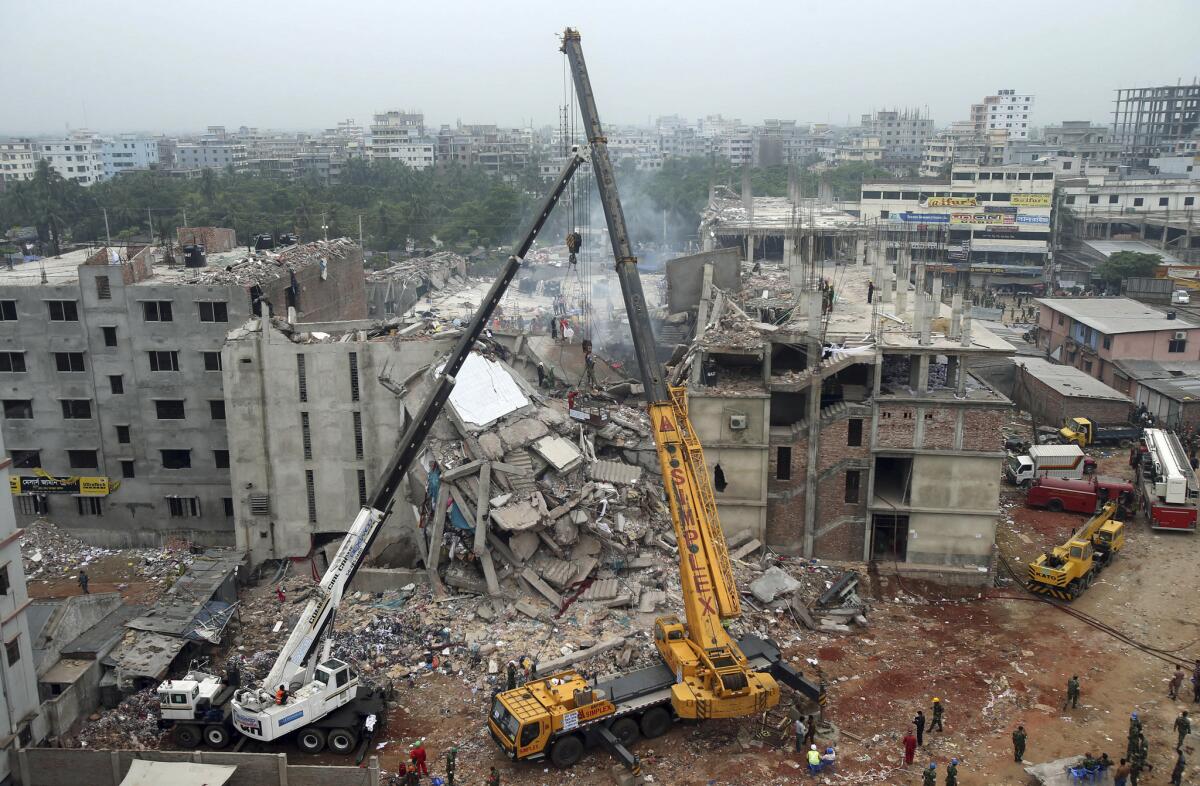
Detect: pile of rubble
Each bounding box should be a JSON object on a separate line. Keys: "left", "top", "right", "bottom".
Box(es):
{"left": 71, "top": 689, "right": 163, "bottom": 750}
{"left": 19, "top": 521, "right": 197, "bottom": 585}
{"left": 20, "top": 521, "right": 116, "bottom": 578}
{"left": 176, "top": 237, "right": 359, "bottom": 286}
{"left": 366, "top": 250, "right": 468, "bottom": 286}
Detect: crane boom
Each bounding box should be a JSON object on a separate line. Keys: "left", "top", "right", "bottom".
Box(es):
{"left": 561, "top": 27, "right": 767, "bottom": 719}
{"left": 228, "top": 150, "right": 588, "bottom": 741}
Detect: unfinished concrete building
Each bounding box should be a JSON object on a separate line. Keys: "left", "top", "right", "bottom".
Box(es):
{"left": 0, "top": 239, "right": 366, "bottom": 547}
{"left": 677, "top": 243, "right": 1014, "bottom": 583}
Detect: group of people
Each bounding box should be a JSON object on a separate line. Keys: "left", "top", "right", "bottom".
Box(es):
{"left": 386, "top": 742, "right": 498, "bottom": 786}
{"left": 901, "top": 698, "right": 955, "bottom": 781}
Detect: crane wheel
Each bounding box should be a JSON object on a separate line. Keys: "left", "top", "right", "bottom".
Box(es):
{"left": 204, "top": 724, "right": 230, "bottom": 749}
{"left": 550, "top": 734, "right": 584, "bottom": 768}
{"left": 297, "top": 728, "right": 327, "bottom": 754}
{"left": 640, "top": 707, "right": 672, "bottom": 739}
{"left": 327, "top": 728, "right": 357, "bottom": 755}
{"left": 174, "top": 724, "right": 201, "bottom": 749}
{"left": 610, "top": 717, "right": 640, "bottom": 746}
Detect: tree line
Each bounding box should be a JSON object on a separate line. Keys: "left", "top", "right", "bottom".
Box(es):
{"left": 0, "top": 157, "right": 893, "bottom": 261}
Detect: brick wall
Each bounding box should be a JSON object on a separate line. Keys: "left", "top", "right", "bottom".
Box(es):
{"left": 260, "top": 246, "right": 368, "bottom": 322}
{"left": 922, "top": 406, "right": 958, "bottom": 450}
{"left": 961, "top": 407, "right": 1008, "bottom": 452}
{"left": 765, "top": 433, "right": 807, "bottom": 552}
{"left": 876, "top": 404, "right": 916, "bottom": 448}
{"left": 176, "top": 226, "right": 238, "bottom": 253}
{"left": 1019, "top": 373, "right": 1131, "bottom": 428}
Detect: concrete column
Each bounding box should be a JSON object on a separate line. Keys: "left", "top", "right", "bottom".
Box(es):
{"left": 881, "top": 252, "right": 894, "bottom": 304}
{"left": 895, "top": 247, "right": 909, "bottom": 318}
{"left": 855, "top": 235, "right": 867, "bottom": 266}
{"left": 807, "top": 290, "right": 822, "bottom": 339}
{"left": 955, "top": 354, "right": 968, "bottom": 395}
{"left": 946, "top": 355, "right": 960, "bottom": 391}
{"left": 960, "top": 310, "right": 973, "bottom": 348}
{"left": 915, "top": 354, "right": 931, "bottom": 393}
{"left": 950, "top": 291, "right": 962, "bottom": 339}
{"left": 803, "top": 380, "right": 822, "bottom": 558}
{"left": 277, "top": 753, "right": 290, "bottom": 786}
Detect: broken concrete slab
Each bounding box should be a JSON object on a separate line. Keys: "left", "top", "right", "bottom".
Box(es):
{"left": 638, "top": 589, "right": 667, "bottom": 613}
{"left": 532, "top": 636, "right": 626, "bottom": 678}
{"left": 490, "top": 499, "right": 542, "bottom": 532}
{"left": 498, "top": 417, "right": 549, "bottom": 451}
{"left": 730, "top": 539, "right": 763, "bottom": 561}
{"left": 443, "top": 563, "right": 488, "bottom": 595}
{"left": 532, "top": 557, "right": 577, "bottom": 589}
{"left": 531, "top": 434, "right": 584, "bottom": 472}
{"left": 509, "top": 531, "right": 541, "bottom": 562}
{"left": 579, "top": 578, "right": 620, "bottom": 601}
{"left": 749, "top": 566, "right": 803, "bottom": 604}
{"left": 515, "top": 600, "right": 545, "bottom": 621}
{"left": 572, "top": 556, "right": 599, "bottom": 584}
{"left": 478, "top": 431, "right": 505, "bottom": 461}
{"left": 522, "top": 568, "right": 564, "bottom": 608}
{"left": 553, "top": 517, "right": 579, "bottom": 546}
{"left": 571, "top": 534, "right": 603, "bottom": 559}
{"left": 587, "top": 459, "right": 643, "bottom": 485}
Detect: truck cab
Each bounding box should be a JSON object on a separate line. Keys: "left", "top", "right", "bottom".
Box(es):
{"left": 489, "top": 670, "right": 612, "bottom": 768}
{"left": 1059, "top": 417, "right": 1095, "bottom": 447}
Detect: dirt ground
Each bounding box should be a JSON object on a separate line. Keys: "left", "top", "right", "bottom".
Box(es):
{"left": 349, "top": 446, "right": 1200, "bottom": 786}
{"left": 54, "top": 446, "right": 1200, "bottom": 785}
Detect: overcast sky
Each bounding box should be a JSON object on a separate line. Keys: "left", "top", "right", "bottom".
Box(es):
{"left": 3, "top": 0, "right": 1197, "bottom": 136}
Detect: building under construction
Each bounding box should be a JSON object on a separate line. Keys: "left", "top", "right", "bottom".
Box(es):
{"left": 1113, "top": 82, "right": 1200, "bottom": 165}
{"left": 676, "top": 216, "right": 1014, "bottom": 584}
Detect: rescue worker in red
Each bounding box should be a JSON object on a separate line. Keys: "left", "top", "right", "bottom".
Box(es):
{"left": 410, "top": 741, "right": 429, "bottom": 775}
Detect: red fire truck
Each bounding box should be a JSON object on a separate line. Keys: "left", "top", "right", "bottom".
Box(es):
{"left": 1132, "top": 428, "right": 1198, "bottom": 532}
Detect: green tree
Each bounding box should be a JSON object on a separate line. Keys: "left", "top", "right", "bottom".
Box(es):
{"left": 1096, "top": 251, "right": 1162, "bottom": 285}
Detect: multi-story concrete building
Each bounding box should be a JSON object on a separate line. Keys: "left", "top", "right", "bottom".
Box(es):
{"left": 919, "top": 123, "right": 1006, "bottom": 178}
{"left": 861, "top": 109, "right": 934, "bottom": 165}
{"left": 369, "top": 111, "right": 435, "bottom": 170}
{"left": 35, "top": 135, "right": 105, "bottom": 185}
{"left": 0, "top": 139, "right": 37, "bottom": 191}
{"left": 861, "top": 163, "right": 1055, "bottom": 278}
{"left": 1150, "top": 154, "right": 1200, "bottom": 179}
{"left": 1035, "top": 297, "right": 1200, "bottom": 387}
{"left": 1113, "top": 83, "right": 1200, "bottom": 166}
{"left": 223, "top": 320, "right": 452, "bottom": 565}
{"left": 0, "top": 433, "right": 48, "bottom": 779}
{"left": 434, "top": 124, "right": 535, "bottom": 173}
{"left": 684, "top": 261, "right": 1013, "bottom": 584}
{"left": 173, "top": 139, "right": 247, "bottom": 172}
{"left": 100, "top": 135, "right": 159, "bottom": 179}
{"left": 971, "top": 89, "right": 1035, "bottom": 140}
{"left": 0, "top": 239, "right": 367, "bottom": 547}
{"left": 1056, "top": 175, "right": 1200, "bottom": 260}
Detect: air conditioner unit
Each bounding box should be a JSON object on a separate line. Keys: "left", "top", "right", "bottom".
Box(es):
{"left": 1175, "top": 331, "right": 1188, "bottom": 341}
{"left": 729, "top": 414, "right": 748, "bottom": 431}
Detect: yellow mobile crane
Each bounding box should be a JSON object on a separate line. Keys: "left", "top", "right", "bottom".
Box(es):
{"left": 1027, "top": 501, "right": 1126, "bottom": 600}
{"left": 486, "top": 28, "right": 824, "bottom": 773}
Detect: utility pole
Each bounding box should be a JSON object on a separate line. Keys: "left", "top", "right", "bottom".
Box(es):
{"left": 147, "top": 208, "right": 154, "bottom": 243}
{"left": 183, "top": 209, "right": 188, "bottom": 229}
{"left": 102, "top": 208, "right": 111, "bottom": 247}
{"left": 358, "top": 214, "right": 363, "bottom": 250}
{"left": 322, "top": 212, "right": 329, "bottom": 241}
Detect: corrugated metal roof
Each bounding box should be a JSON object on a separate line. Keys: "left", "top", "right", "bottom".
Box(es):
{"left": 1113, "top": 359, "right": 1200, "bottom": 381}
{"left": 1035, "top": 297, "right": 1199, "bottom": 334}
{"left": 1083, "top": 239, "right": 1183, "bottom": 264}
{"left": 587, "top": 459, "right": 643, "bottom": 485}
{"left": 1014, "top": 358, "right": 1131, "bottom": 402}
{"left": 1139, "top": 375, "right": 1200, "bottom": 402}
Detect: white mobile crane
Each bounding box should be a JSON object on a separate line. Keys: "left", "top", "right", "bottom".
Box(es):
{"left": 156, "top": 148, "right": 590, "bottom": 753}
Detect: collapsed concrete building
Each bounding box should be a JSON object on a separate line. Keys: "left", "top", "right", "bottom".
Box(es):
{"left": 675, "top": 245, "right": 1014, "bottom": 584}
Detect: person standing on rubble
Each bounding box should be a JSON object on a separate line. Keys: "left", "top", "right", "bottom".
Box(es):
{"left": 804, "top": 714, "right": 817, "bottom": 747}
{"left": 485, "top": 766, "right": 501, "bottom": 786}
{"left": 77, "top": 569, "right": 89, "bottom": 594}
{"left": 536, "top": 363, "right": 546, "bottom": 388}
{"left": 410, "top": 740, "right": 429, "bottom": 775}
{"left": 913, "top": 709, "right": 927, "bottom": 747}
{"left": 1173, "top": 666, "right": 1187, "bottom": 702}
{"left": 922, "top": 762, "right": 936, "bottom": 786}
{"left": 1064, "top": 675, "right": 1080, "bottom": 710}
{"left": 793, "top": 716, "right": 806, "bottom": 753}
{"left": 444, "top": 746, "right": 456, "bottom": 786}
{"left": 902, "top": 728, "right": 917, "bottom": 765}
{"left": 930, "top": 698, "right": 945, "bottom": 733}
{"left": 1175, "top": 710, "right": 1191, "bottom": 750}
{"left": 1012, "top": 725, "right": 1027, "bottom": 762}
{"left": 944, "top": 757, "right": 959, "bottom": 786}
{"left": 506, "top": 661, "right": 518, "bottom": 691}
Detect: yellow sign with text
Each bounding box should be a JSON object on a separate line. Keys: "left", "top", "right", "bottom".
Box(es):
{"left": 1011, "top": 193, "right": 1051, "bottom": 207}
{"left": 923, "top": 196, "right": 977, "bottom": 207}
{"left": 9, "top": 469, "right": 117, "bottom": 496}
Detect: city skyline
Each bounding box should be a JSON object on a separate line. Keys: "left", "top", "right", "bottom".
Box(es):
{"left": 2, "top": 0, "right": 1197, "bottom": 135}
